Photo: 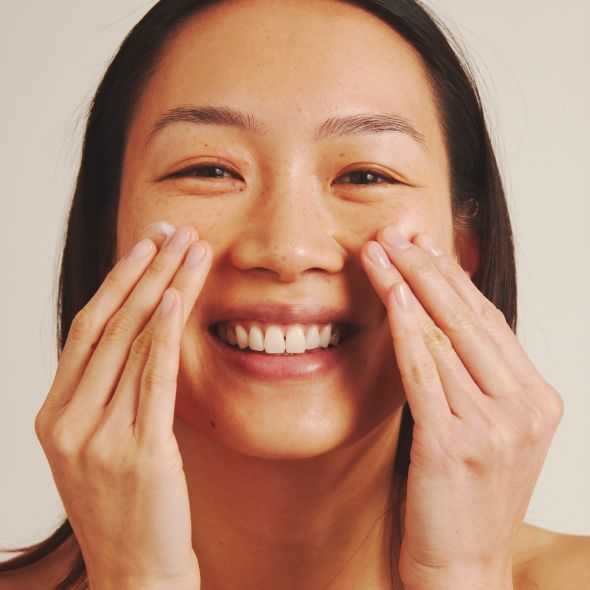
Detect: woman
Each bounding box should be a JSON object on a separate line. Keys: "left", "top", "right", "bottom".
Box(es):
{"left": 1, "top": 0, "right": 588, "bottom": 588}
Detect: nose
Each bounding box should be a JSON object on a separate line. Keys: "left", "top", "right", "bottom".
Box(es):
{"left": 228, "top": 176, "right": 346, "bottom": 283}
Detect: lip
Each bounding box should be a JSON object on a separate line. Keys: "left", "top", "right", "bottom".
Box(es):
{"left": 204, "top": 324, "right": 358, "bottom": 381}
{"left": 204, "top": 301, "right": 359, "bottom": 328}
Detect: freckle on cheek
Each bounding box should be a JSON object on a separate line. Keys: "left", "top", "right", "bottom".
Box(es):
{"left": 210, "top": 420, "right": 216, "bottom": 429}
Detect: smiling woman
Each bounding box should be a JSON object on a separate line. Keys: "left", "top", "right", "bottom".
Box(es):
{"left": 1, "top": 1, "right": 589, "bottom": 589}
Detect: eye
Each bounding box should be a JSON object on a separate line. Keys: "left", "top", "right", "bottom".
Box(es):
{"left": 334, "top": 169, "right": 399, "bottom": 186}
{"left": 166, "top": 164, "right": 398, "bottom": 186}
{"left": 168, "top": 164, "right": 237, "bottom": 180}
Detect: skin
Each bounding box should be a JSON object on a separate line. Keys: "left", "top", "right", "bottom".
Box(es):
{"left": 118, "top": 0, "right": 456, "bottom": 587}
{"left": 114, "top": 0, "right": 574, "bottom": 586}
{"left": 6, "top": 1, "right": 588, "bottom": 590}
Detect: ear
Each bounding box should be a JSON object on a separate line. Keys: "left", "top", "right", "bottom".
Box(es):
{"left": 454, "top": 228, "right": 480, "bottom": 279}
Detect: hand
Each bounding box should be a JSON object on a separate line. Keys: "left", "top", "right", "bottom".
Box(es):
{"left": 34, "top": 225, "right": 211, "bottom": 590}
{"left": 361, "top": 227, "right": 564, "bottom": 590}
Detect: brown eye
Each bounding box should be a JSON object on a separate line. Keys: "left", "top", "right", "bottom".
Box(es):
{"left": 169, "top": 165, "right": 236, "bottom": 179}
{"left": 335, "top": 169, "right": 398, "bottom": 185}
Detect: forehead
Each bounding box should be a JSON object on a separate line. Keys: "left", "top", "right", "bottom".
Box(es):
{"left": 132, "top": 0, "right": 441, "bottom": 146}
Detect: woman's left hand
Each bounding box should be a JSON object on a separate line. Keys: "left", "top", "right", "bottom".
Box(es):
{"left": 361, "top": 227, "right": 564, "bottom": 590}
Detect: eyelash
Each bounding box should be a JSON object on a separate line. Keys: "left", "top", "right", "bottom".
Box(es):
{"left": 168, "top": 164, "right": 399, "bottom": 186}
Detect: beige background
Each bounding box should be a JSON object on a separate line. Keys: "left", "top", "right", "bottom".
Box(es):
{"left": 1, "top": 0, "right": 589, "bottom": 554}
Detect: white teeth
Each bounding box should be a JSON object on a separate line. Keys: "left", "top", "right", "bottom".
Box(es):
{"left": 215, "top": 321, "right": 346, "bottom": 354}
{"left": 235, "top": 325, "right": 249, "bottom": 349}
{"left": 319, "top": 324, "right": 332, "bottom": 348}
{"left": 248, "top": 325, "right": 265, "bottom": 351}
{"left": 227, "top": 325, "right": 237, "bottom": 345}
{"left": 285, "top": 325, "right": 306, "bottom": 353}
{"left": 265, "top": 325, "right": 286, "bottom": 353}
{"left": 305, "top": 325, "right": 320, "bottom": 350}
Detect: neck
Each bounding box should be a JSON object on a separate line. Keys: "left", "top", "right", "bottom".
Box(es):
{"left": 173, "top": 405, "right": 405, "bottom": 590}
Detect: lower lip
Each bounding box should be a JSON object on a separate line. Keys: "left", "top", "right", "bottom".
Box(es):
{"left": 205, "top": 327, "right": 357, "bottom": 381}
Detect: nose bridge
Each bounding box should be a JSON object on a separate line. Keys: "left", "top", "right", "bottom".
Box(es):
{"left": 229, "top": 157, "right": 345, "bottom": 281}
{"left": 262, "top": 165, "right": 323, "bottom": 239}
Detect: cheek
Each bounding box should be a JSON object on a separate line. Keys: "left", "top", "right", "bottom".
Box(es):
{"left": 114, "top": 191, "right": 209, "bottom": 260}
{"left": 337, "top": 190, "right": 451, "bottom": 244}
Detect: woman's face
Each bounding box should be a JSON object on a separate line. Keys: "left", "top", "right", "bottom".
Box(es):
{"left": 117, "top": 0, "right": 456, "bottom": 458}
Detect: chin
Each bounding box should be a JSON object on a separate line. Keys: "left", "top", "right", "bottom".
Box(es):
{"left": 173, "top": 345, "right": 403, "bottom": 461}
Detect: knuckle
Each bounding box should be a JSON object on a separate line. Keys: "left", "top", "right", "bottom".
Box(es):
{"left": 480, "top": 300, "right": 507, "bottom": 327}
{"left": 104, "top": 307, "right": 137, "bottom": 341}
{"left": 34, "top": 411, "right": 47, "bottom": 442}
{"left": 522, "top": 409, "right": 547, "bottom": 442}
{"left": 519, "top": 386, "right": 564, "bottom": 439}
{"left": 144, "top": 255, "right": 168, "bottom": 277}
{"left": 446, "top": 302, "right": 475, "bottom": 334}
{"left": 546, "top": 390, "right": 565, "bottom": 424}
{"left": 486, "top": 423, "right": 510, "bottom": 454}
{"left": 50, "top": 421, "right": 80, "bottom": 459}
{"left": 441, "top": 431, "right": 480, "bottom": 465}
{"left": 130, "top": 331, "right": 152, "bottom": 358}
{"left": 405, "top": 355, "right": 439, "bottom": 389}
{"left": 34, "top": 408, "right": 54, "bottom": 443}
{"left": 538, "top": 383, "right": 565, "bottom": 418}
{"left": 103, "top": 264, "right": 127, "bottom": 287}
{"left": 150, "top": 325, "right": 176, "bottom": 347}
{"left": 408, "top": 257, "right": 432, "bottom": 278}
{"left": 422, "top": 324, "right": 452, "bottom": 352}
{"left": 446, "top": 259, "right": 469, "bottom": 281}
{"left": 447, "top": 428, "right": 502, "bottom": 468}
{"left": 142, "top": 361, "right": 174, "bottom": 392}
{"left": 68, "top": 307, "right": 96, "bottom": 342}
{"left": 83, "top": 437, "right": 115, "bottom": 471}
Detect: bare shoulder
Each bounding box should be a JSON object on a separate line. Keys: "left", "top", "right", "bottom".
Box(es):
{"left": 512, "top": 522, "right": 590, "bottom": 590}
{"left": 0, "top": 534, "right": 80, "bottom": 590}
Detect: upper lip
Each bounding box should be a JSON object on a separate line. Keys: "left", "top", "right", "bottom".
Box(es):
{"left": 205, "top": 301, "right": 359, "bottom": 328}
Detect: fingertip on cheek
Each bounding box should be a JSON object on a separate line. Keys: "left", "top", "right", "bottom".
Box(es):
{"left": 366, "top": 241, "right": 392, "bottom": 269}
{"left": 139, "top": 221, "right": 177, "bottom": 244}
{"left": 415, "top": 233, "right": 445, "bottom": 257}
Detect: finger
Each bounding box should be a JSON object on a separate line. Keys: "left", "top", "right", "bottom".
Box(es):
{"left": 135, "top": 289, "right": 183, "bottom": 443}
{"left": 42, "top": 237, "right": 158, "bottom": 412}
{"left": 103, "top": 240, "right": 211, "bottom": 429}
{"left": 362, "top": 241, "right": 488, "bottom": 418}
{"left": 67, "top": 227, "right": 198, "bottom": 417}
{"left": 413, "top": 233, "right": 537, "bottom": 377}
{"left": 377, "top": 227, "right": 518, "bottom": 399}
{"left": 386, "top": 281, "right": 451, "bottom": 428}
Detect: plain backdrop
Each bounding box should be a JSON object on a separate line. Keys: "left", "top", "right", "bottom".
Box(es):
{"left": 1, "top": 0, "right": 589, "bottom": 556}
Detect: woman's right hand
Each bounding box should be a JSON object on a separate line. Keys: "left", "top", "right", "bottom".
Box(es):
{"left": 34, "top": 224, "right": 211, "bottom": 590}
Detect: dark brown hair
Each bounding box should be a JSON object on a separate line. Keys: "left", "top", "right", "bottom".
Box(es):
{"left": 0, "top": 1, "right": 516, "bottom": 588}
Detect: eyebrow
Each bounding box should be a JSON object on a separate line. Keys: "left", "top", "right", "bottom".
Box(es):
{"left": 146, "top": 105, "right": 426, "bottom": 146}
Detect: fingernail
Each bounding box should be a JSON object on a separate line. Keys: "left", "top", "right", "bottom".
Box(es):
{"left": 163, "top": 227, "right": 191, "bottom": 250}
{"left": 140, "top": 221, "right": 176, "bottom": 242}
{"left": 394, "top": 282, "right": 410, "bottom": 309}
{"left": 160, "top": 290, "right": 177, "bottom": 317}
{"left": 419, "top": 233, "right": 444, "bottom": 257}
{"left": 126, "top": 238, "right": 155, "bottom": 262}
{"left": 184, "top": 242, "right": 206, "bottom": 268}
{"left": 382, "top": 226, "right": 411, "bottom": 250}
{"left": 367, "top": 242, "right": 391, "bottom": 269}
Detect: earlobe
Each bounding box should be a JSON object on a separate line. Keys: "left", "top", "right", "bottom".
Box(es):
{"left": 454, "top": 229, "right": 480, "bottom": 278}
